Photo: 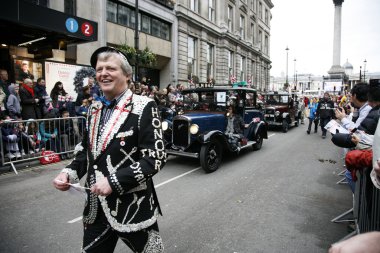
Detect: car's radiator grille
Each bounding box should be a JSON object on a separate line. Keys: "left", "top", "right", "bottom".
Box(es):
{"left": 173, "top": 119, "right": 189, "bottom": 147}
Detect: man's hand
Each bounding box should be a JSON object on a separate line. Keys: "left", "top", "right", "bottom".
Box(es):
{"left": 91, "top": 177, "right": 113, "bottom": 196}
{"left": 53, "top": 172, "right": 70, "bottom": 191}
{"left": 351, "top": 134, "right": 360, "bottom": 145}
{"left": 329, "top": 232, "right": 380, "bottom": 253}
{"left": 335, "top": 107, "right": 346, "bottom": 120}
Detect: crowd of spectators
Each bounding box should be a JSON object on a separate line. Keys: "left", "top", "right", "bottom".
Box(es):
{"left": 0, "top": 69, "right": 101, "bottom": 160}
{"left": 0, "top": 69, "right": 187, "bottom": 161}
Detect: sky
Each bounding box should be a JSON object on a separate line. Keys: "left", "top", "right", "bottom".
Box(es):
{"left": 270, "top": 0, "right": 380, "bottom": 78}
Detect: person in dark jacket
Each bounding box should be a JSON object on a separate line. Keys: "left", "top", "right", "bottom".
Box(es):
{"left": 7, "top": 84, "right": 21, "bottom": 119}
{"left": 34, "top": 78, "right": 52, "bottom": 117}
{"left": 50, "top": 81, "right": 67, "bottom": 108}
{"left": 225, "top": 105, "right": 245, "bottom": 151}
{"left": 19, "top": 78, "right": 41, "bottom": 120}
{"left": 316, "top": 92, "right": 335, "bottom": 138}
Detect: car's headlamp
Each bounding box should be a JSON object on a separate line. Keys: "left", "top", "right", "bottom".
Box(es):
{"left": 189, "top": 124, "right": 199, "bottom": 135}
{"left": 162, "top": 121, "right": 169, "bottom": 131}
{"left": 275, "top": 111, "right": 280, "bottom": 117}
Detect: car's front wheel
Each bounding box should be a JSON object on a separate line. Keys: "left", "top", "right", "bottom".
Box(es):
{"left": 200, "top": 140, "right": 222, "bottom": 173}
{"left": 252, "top": 132, "right": 263, "bottom": 151}
{"left": 282, "top": 119, "right": 289, "bottom": 133}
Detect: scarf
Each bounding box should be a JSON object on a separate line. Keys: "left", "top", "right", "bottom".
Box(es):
{"left": 22, "top": 83, "right": 34, "bottom": 97}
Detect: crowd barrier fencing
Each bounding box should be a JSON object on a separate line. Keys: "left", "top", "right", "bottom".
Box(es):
{"left": 354, "top": 167, "right": 380, "bottom": 233}
{"left": 0, "top": 116, "right": 86, "bottom": 174}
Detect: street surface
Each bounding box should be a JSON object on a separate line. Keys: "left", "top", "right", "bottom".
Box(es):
{"left": 0, "top": 124, "right": 352, "bottom": 253}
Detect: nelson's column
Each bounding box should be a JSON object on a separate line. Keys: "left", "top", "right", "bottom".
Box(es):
{"left": 328, "top": 0, "right": 345, "bottom": 78}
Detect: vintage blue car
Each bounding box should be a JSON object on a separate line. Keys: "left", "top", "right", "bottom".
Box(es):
{"left": 162, "top": 85, "right": 268, "bottom": 173}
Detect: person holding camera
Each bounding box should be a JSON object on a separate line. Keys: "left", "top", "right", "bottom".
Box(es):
{"left": 335, "top": 83, "right": 371, "bottom": 130}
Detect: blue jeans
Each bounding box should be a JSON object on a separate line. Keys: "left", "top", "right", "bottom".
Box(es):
{"left": 345, "top": 169, "right": 355, "bottom": 193}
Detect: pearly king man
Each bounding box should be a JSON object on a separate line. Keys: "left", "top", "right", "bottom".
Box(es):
{"left": 53, "top": 46, "right": 166, "bottom": 252}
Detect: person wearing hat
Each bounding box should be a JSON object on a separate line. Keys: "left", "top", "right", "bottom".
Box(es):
{"left": 53, "top": 46, "right": 166, "bottom": 252}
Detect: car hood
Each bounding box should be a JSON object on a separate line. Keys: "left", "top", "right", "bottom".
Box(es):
{"left": 175, "top": 112, "right": 226, "bottom": 132}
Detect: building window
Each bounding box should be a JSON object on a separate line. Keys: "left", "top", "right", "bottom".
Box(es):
{"left": 106, "top": 1, "right": 171, "bottom": 41}
{"left": 228, "top": 50, "right": 234, "bottom": 77}
{"left": 227, "top": 5, "right": 233, "bottom": 32}
{"left": 258, "top": 30, "right": 262, "bottom": 50}
{"left": 259, "top": 2, "right": 262, "bottom": 20}
{"left": 208, "top": 0, "right": 215, "bottom": 21}
{"left": 264, "top": 35, "right": 269, "bottom": 54}
{"left": 207, "top": 44, "right": 214, "bottom": 80}
{"left": 251, "top": 60, "right": 256, "bottom": 84}
{"left": 251, "top": 23, "right": 255, "bottom": 44}
{"left": 141, "top": 14, "right": 151, "bottom": 34}
{"left": 160, "top": 23, "right": 170, "bottom": 40}
{"left": 240, "top": 56, "right": 246, "bottom": 81}
{"left": 106, "top": 1, "right": 117, "bottom": 23}
{"left": 190, "top": 0, "right": 198, "bottom": 13}
{"left": 64, "top": 0, "right": 76, "bottom": 15}
{"left": 152, "top": 19, "right": 161, "bottom": 37}
{"left": 265, "top": 9, "right": 269, "bottom": 24}
{"left": 240, "top": 15, "right": 245, "bottom": 39}
{"left": 118, "top": 4, "right": 130, "bottom": 26}
{"left": 188, "top": 37, "right": 197, "bottom": 77}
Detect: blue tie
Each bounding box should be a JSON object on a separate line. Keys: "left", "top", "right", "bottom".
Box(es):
{"left": 95, "top": 96, "right": 116, "bottom": 107}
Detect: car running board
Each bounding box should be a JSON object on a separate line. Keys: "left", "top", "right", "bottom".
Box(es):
{"left": 240, "top": 141, "right": 256, "bottom": 150}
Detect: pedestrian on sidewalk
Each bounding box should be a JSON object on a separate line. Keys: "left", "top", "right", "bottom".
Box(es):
{"left": 53, "top": 46, "right": 166, "bottom": 252}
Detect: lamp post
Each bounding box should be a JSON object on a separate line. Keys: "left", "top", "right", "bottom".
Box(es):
{"left": 134, "top": 0, "right": 139, "bottom": 82}
{"left": 363, "top": 59, "right": 367, "bottom": 83}
{"left": 293, "top": 58, "right": 296, "bottom": 90}
{"left": 285, "top": 46, "right": 289, "bottom": 87}
{"left": 359, "top": 66, "right": 362, "bottom": 81}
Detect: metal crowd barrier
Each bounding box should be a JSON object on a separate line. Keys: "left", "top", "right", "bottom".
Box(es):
{"left": 354, "top": 167, "right": 380, "bottom": 233}
{"left": 0, "top": 116, "right": 86, "bottom": 174}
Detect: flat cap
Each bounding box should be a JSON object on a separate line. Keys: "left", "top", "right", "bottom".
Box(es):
{"left": 90, "top": 46, "right": 129, "bottom": 69}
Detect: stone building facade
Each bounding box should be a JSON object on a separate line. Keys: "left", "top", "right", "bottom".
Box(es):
{"left": 176, "top": 0, "right": 273, "bottom": 91}
{"left": 1, "top": 0, "right": 273, "bottom": 91}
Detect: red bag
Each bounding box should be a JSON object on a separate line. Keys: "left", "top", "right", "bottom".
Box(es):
{"left": 39, "top": 150, "right": 61, "bottom": 165}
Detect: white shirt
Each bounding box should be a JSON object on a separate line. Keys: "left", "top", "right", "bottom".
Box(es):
{"left": 341, "top": 102, "right": 372, "bottom": 130}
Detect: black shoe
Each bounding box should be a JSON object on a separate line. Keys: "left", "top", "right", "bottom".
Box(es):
{"left": 307, "top": 130, "right": 310, "bottom": 134}
{"left": 322, "top": 135, "right": 326, "bottom": 139}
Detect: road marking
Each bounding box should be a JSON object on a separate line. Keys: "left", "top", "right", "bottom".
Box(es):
{"left": 268, "top": 133, "right": 276, "bottom": 138}
{"left": 155, "top": 167, "right": 201, "bottom": 188}
{"left": 67, "top": 216, "right": 83, "bottom": 224}
{"left": 67, "top": 167, "right": 202, "bottom": 223}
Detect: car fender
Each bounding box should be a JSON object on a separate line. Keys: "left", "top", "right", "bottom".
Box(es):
{"left": 199, "top": 130, "right": 226, "bottom": 144}
{"left": 246, "top": 121, "right": 268, "bottom": 140}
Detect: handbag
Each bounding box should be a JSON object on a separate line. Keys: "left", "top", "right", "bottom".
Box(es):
{"left": 304, "top": 108, "right": 310, "bottom": 118}
{"left": 39, "top": 150, "right": 61, "bottom": 165}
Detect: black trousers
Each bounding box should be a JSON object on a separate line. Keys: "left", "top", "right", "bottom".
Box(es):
{"left": 82, "top": 209, "right": 163, "bottom": 253}
{"left": 319, "top": 117, "right": 331, "bottom": 136}
{"left": 307, "top": 118, "right": 319, "bottom": 132}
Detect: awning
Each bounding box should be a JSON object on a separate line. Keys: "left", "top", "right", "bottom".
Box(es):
{"left": 0, "top": 0, "right": 97, "bottom": 53}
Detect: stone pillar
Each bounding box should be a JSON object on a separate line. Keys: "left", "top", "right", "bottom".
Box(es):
{"left": 328, "top": 0, "right": 345, "bottom": 75}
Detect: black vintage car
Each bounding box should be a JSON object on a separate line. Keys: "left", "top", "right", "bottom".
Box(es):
{"left": 162, "top": 85, "right": 268, "bottom": 173}
{"left": 263, "top": 91, "right": 301, "bottom": 132}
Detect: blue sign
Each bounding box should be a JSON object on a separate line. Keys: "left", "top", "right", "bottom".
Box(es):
{"left": 65, "top": 18, "right": 78, "bottom": 33}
